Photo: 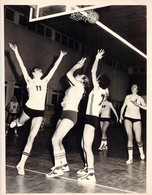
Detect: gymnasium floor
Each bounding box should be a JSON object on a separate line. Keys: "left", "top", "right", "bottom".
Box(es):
{"left": 5, "top": 122, "right": 146, "bottom": 193}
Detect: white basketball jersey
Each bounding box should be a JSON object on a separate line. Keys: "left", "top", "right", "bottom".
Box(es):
{"left": 26, "top": 79, "right": 47, "bottom": 110}
{"left": 86, "top": 87, "right": 108, "bottom": 117}
{"left": 125, "top": 95, "right": 142, "bottom": 119}
{"left": 61, "top": 83, "right": 84, "bottom": 112}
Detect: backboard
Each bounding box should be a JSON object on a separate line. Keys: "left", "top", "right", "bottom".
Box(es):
{"left": 29, "top": 5, "right": 102, "bottom": 22}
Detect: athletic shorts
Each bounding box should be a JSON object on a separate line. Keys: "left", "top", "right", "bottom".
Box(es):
{"left": 124, "top": 117, "right": 141, "bottom": 124}
{"left": 85, "top": 115, "right": 99, "bottom": 129}
{"left": 100, "top": 118, "right": 110, "bottom": 122}
{"left": 60, "top": 110, "right": 78, "bottom": 125}
{"left": 24, "top": 105, "right": 44, "bottom": 118}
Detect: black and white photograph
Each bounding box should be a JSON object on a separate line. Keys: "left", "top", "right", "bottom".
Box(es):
{"left": 1, "top": 0, "right": 152, "bottom": 194}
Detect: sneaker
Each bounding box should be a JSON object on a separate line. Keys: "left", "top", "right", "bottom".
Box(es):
{"left": 61, "top": 164, "right": 70, "bottom": 172}
{"left": 16, "top": 165, "right": 25, "bottom": 175}
{"left": 10, "top": 119, "right": 17, "bottom": 128}
{"left": 126, "top": 159, "right": 133, "bottom": 164}
{"left": 78, "top": 173, "right": 96, "bottom": 183}
{"left": 140, "top": 153, "right": 145, "bottom": 160}
{"left": 77, "top": 166, "right": 87, "bottom": 175}
{"left": 98, "top": 144, "right": 108, "bottom": 150}
{"left": 46, "top": 167, "right": 64, "bottom": 178}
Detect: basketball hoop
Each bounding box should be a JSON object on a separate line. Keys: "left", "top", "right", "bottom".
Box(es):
{"left": 70, "top": 10, "right": 99, "bottom": 24}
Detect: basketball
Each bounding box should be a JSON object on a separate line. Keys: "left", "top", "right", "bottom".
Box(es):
{"left": 87, "top": 11, "right": 99, "bottom": 24}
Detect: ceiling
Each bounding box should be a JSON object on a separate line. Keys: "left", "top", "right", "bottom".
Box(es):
{"left": 10, "top": 5, "right": 147, "bottom": 68}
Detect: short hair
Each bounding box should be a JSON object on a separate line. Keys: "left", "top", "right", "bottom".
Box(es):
{"left": 29, "top": 67, "right": 42, "bottom": 78}
{"left": 97, "top": 73, "right": 111, "bottom": 89}
{"left": 82, "top": 75, "right": 90, "bottom": 90}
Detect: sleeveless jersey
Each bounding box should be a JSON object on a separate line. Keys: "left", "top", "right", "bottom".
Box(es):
{"left": 26, "top": 79, "right": 47, "bottom": 110}
{"left": 125, "top": 95, "right": 142, "bottom": 119}
{"left": 100, "top": 101, "right": 111, "bottom": 118}
{"left": 61, "top": 83, "right": 84, "bottom": 112}
{"left": 86, "top": 87, "right": 108, "bottom": 117}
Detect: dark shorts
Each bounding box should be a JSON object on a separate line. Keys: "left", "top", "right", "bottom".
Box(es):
{"left": 60, "top": 110, "right": 78, "bottom": 125}
{"left": 124, "top": 117, "right": 141, "bottom": 124}
{"left": 24, "top": 105, "right": 44, "bottom": 118}
{"left": 85, "top": 115, "right": 99, "bottom": 129}
{"left": 100, "top": 118, "right": 110, "bottom": 122}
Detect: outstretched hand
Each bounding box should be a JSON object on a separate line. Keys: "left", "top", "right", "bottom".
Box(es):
{"left": 9, "top": 43, "right": 18, "bottom": 51}
{"left": 60, "top": 50, "right": 67, "bottom": 56}
{"left": 96, "top": 49, "right": 105, "bottom": 59}
{"left": 76, "top": 57, "right": 86, "bottom": 69}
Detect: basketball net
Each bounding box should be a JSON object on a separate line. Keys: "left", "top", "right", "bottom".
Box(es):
{"left": 70, "top": 9, "right": 99, "bottom": 24}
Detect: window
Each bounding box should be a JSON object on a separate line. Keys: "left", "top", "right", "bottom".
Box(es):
{"left": 61, "top": 35, "right": 68, "bottom": 45}
{"left": 68, "top": 38, "right": 74, "bottom": 48}
{"left": 133, "top": 67, "right": 138, "bottom": 73}
{"left": 27, "top": 22, "right": 36, "bottom": 32}
{"left": 74, "top": 41, "right": 79, "bottom": 50}
{"left": 87, "top": 47, "right": 91, "bottom": 55}
{"left": 52, "top": 94, "right": 58, "bottom": 105}
{"left": 55, "top": 32, "right": 61, "bottom": 42}
{"left": 113, "top": 61, "right": 116, "bottom": 67}
{"left": 5, "top": 8, "right": 14, "bottom": 21}
{"left": 106, "top": 57, "right": 109, "bottom": 64}
{"left": 37, "top": 23, "right": 45, "bottom": 35}
{"left": 45, "top": 28, "right": 52, "bottom": 38}
{"left": 139, "top": 66, "right": 146, "bottom": 73}
{"left": 19, "top": 15, "right": 27, "bottom": 27}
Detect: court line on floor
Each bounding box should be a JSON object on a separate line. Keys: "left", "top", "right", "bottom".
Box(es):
{"left": 6, "top": 164, "right": 138, "bottom": 194}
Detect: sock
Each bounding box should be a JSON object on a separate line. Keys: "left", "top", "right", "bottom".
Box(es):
{"left": 87, "top": 167, "right": 95, "bottom": 174}
{"left": 17, "top": 119, "right": 24, "bottom": 127}
{"left": 127, "top": 145, "right": 133, "bottom": 160}
{"left": 137, "top": 141, "right": 144, "bottom": 156}
{"left": 54, "top": 150, "right": 66, "bottom": 167}
{"left": 18, "top": 152, "right": 30, "bottom": 167}
{"left": 60, "top": 149, "right": 68, "bottom": 165}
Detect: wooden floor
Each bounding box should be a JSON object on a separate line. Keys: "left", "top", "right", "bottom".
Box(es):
{"left": 5, "top": 122, "right": 146, "bottom": 193}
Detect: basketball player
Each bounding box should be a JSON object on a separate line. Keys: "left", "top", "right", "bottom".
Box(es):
{"left": 46, "top": 57, "right": 89, "bottom": 178}
{"left": 98, "top": 96, "right": 119, "bottom": 150}
{"left": 120, "top": 84, "right": 146, "bottom": 164}
{"left": 77, "top": 49, "right": 110, "bottom": 183}
{"left": 9, "top": 43, "right": 67, "bottom": 175}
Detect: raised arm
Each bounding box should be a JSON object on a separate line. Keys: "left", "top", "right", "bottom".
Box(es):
{"left": 110, "top": 103, "right": 119, "bottom": 122}
{"left": 91, "top": 49, "right": 105, "bottom": 90}
{"left": 119, "top": 96, "right": 128, "bottom": 123}
{"left": 66, "top": 57, "right": 86, "bottom": 86}
{"left": 9, "top": 43, "right": 31, "bottom": 82}
{"left": 43, "top": 50, "right": 67, "bottom": 83}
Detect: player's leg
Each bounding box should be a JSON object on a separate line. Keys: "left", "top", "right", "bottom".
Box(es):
{"left": 124, "top": 119, "right": 133, "bottom": 164}
{"left": 133, "top": 121, "right": 145, "bottom": 160}
{"left": 77, "top": 137, "right": 88, "bottom": 176}
{"left": 78, "top": 124, "right": 96, "bottom": 183}
{"left": 16, "top": 116, "right": 43, "bottom": 175}
{"left": 10, "top": 111, "right": 30, "bottom": 128}
{"left": 99, "top": 121, "right": 110, "bottom": 150}
{"left": 46, "top": 119, "right": 74, "bottom": 177}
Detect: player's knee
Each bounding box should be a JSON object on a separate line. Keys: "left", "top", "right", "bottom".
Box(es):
{"left": 137, "top": 141, "right": 143, "bottom": 147}
{"left": 84, "top": 141, "right": 92, "bottom": 151}
{"left": 52, "top": 135, "right": 60, "bottom": 146}
{"left": 127, "top": 134, "right": 133, "bottom": 140}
